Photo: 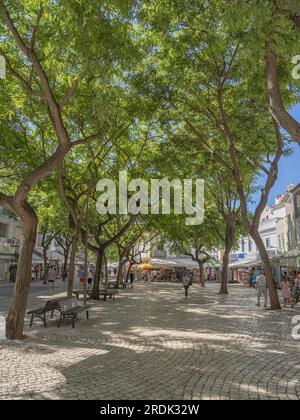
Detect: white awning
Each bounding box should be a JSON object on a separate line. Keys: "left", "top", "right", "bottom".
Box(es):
{"left": 229, "top": 259, "right": 262, "bottom": 269}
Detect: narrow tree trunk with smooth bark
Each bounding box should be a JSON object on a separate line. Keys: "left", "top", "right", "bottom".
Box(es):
{"left": 251, "top": 232, "right": 281, "bottom": 310}
{"left": 104, "top": 254, "right": 109, "bottom": 291}
{"left": 220, "top": 250, "right": 230, "bottom": 295}
{"left": 125, "top": 262, "right": 133, "bottom": 284}
{"left": 116, "top": 259, "right": 124, "bottom": 288}
{"left": 219, "top": 224, "right": 234, "bottom": 295}
{"left": 198, "top": 262, "right": 206, "bottom": 288}
{"left": 63, "top": 249, "right": 69, "bottom": 277}
{"left": 91, "top": 251, "right": 104, "bottom": 299}
{"left": 6, "top": 209, "right": 38, "bottom": 340}
{"left": 67, "top": 235, "right": 78, "bottom": 297}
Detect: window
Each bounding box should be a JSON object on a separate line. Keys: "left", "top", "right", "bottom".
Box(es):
{"left": 266, "top": 238, "right": 271, "bottom": 249}
{"left": 0, "top": 223, "right": 8, "bottom": 238}
{"left": 241, "top": 239, "right": 245, "bottom": 253}
{"left": 248, "top": 240, "right": 252, "bottom": 252}
{"left": 36, "top": 234, "right": 44, "bottom": 247}
{"left": 288, "top": 231, "right": 292, "bottom": 248}
{"left": 278, "top": 235, "right": 282, "bottom": 250}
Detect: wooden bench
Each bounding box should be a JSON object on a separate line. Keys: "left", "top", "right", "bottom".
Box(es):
{"left": 27, "top": 298, "right": 64, "bottom": 328}
{"left": 98, "top": 290, "right": 118, "bottom": 301}
{"left": 108, "top": 283, "right": 118, "bottom": 289}
{"left": 57, "top": 297, "right": 91, "bottom": 329}
{"left": 73, "top": 289, "right": 118, "bottom": 301}
{"left": 108, "top": 282, "right": 129, "bottom": 289}
{"left": 72, "top": 289, "right": 92, "bottom": 300}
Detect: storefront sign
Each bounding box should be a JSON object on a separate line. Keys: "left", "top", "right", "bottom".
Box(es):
{"left": 238, "top": 253, "right": 246, "bottom": 260}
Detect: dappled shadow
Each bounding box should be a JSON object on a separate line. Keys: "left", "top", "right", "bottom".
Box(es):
{"left": 0, "top": 282, "right": 299, "bottom": 400}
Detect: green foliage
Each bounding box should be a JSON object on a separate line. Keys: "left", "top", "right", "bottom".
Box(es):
{"left": 1, "top": 1, "right": 299, "bottom": 263}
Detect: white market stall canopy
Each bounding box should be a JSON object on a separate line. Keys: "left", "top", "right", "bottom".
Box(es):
{"left": 134, "top": 258, "right": 200, "bottom": 269}
{"left": 229, "top": 259, "right": 262, "bottom": 269}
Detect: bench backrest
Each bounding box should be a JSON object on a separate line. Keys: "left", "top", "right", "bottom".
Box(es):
{"left": 43, "top": 297, "right": 70, "bottom": 313}
{"left": 57, "top": 298, "right": 78, "bottom": 313}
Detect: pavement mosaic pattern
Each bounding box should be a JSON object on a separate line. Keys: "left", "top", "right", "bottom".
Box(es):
{"left": 0, "top": 282, "right": 299, "bottom": 400}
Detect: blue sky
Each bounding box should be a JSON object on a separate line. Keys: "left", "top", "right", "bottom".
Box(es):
{"left": 252, "top": 105, "right": 300, "bottom": 207}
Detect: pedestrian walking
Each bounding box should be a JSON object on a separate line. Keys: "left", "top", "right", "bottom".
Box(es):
{"left": 256, "top": 270, "right": 268, "bottom": 308}
{"left": 48, "top": 267, "right": 56, "bottom": 291}
{"left": 87, "top": 269, "right": 93, "bottom": 288}
{"left": 62, "top": 270, "right": 68, "bottom": 282}
{"left": 79, "top": 267, "right": 85, "bottom": 289}
{"left": 182, "top": 272, "right": 190, "bottom": 299}
{"left": 281, "top": 273, "right": 291, "bottom": 307}
{"left": 129, "top": 271, "right": 135, "bottom": 289}
{"left": 32, "top": 266, "right": 38, "bottom": 281}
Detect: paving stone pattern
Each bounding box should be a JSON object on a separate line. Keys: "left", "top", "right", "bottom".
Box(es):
{"left": 0, "top": 282, "right": 299, "bottom": 400}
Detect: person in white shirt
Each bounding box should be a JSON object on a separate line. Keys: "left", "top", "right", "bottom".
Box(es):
{"left": 256, "top": 270, "right": 268, "bottom": 308}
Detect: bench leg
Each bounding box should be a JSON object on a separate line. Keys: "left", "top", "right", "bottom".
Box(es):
{"left": 104, "top": 295, "right": 107, "bottom": 302}
{"left": 57, "top": 315, "right": 63, "bottom": 328}
{"left": 51, "top": 310, "right": 54, "bottom": 319}
{"left": 86, "top": 311, "right": 89, "bottom": 320}
{"left": 72, "top": 316, "right": 75, "bottom": 329}
{"left": 30, "top": 314, "right": 34, "bottom": 328}
{"left": 43, "top": 313, "right": 47, "bottom": 328}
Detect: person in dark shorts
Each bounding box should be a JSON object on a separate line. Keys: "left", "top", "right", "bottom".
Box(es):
{"left": 129, "top": 272, "right": 135, "bottom": 288}
{"left": 182, "top": 273, "right": 190, "bottom": 299}
{"left": 87, "top": 270, "right": 93, "bottom": 288}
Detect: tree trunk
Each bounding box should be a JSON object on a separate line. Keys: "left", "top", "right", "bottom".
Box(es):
{"left": 63, "top": 245, "right": 70, "bottom": 275}
{"left": 125, "top": 262, "right": 133, "bottom": 283}
{"left": 220, "top": 249, "right": 230, "bottom": 295}
{"left": 251, "top": 232, "right": 281, "bottom": 310}
{"left": 6, "top": 208, "right": 38, "bottom": 340}
{"left": 91, "top": 251, "right": 104, "bottom": 299}
{"left": 116, "top": 259, "right": 124, "bottom": 288}
{"left": 83, "top": 229, "right": 88, "bottom": 306}
{"left": 198, "top": 262, "right": 206, "bottom": 288}
{"left": 67, "top": 235, "right": 78, "bottom": 297}
{"left": 104, "top": 253, "right": 109, "bottom": 291}
{"left": 219, "top": 223, "right": 234, "bottom": 295}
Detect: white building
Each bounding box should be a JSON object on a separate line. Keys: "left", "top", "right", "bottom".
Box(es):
{"left": 230, "top": 185, "right": 295, "bottom": 266}
{"left": 0, "top": 208, "right": 68, "bottom": 282}
{"left": 0, "top": 209, "right": 21, "bottom": 281}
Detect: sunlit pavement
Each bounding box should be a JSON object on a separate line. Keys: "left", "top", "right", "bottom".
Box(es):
{"left": 0, "top": 282, "right": 299, "bottom": 400}
{"left": 0, "top": 281, "right": 67, "bottom": 298}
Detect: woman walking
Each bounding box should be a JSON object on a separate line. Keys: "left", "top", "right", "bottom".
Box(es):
{"left": 281, "top": 273, "right": 291, "bottom": 307}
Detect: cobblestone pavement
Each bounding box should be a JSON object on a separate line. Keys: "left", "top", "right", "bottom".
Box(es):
{"left": 0, "top": 282, "right": 299, "bottom": 400}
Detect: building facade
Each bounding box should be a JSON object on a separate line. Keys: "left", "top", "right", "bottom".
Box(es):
{"left": 0, "top": 209, "right": 21, "bottom": 282}
{"left": 229, "top": 184, "right": 300, "bottom": 284}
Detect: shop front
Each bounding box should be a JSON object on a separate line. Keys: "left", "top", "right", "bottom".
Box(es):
{"left": 229, "top": 259, "right": 281, "bottom": 287}
{"left": 275, "top": 250, "right": 300, "bottom": 280}
{"left": 0, "top": 244, "right": 18, "bottom": 282}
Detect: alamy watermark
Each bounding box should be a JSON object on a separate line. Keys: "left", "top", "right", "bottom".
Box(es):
{"left": 96, "top": 171, "right": 204, "bottom": 226}
{"left": 292, "top": 316, "right": 300, "bottom": 340}
{"left": 292, "top": 55, "right": 300, "bottom": 80}
{"left": 0, "top": 55, "right": 6, "bottom": 79}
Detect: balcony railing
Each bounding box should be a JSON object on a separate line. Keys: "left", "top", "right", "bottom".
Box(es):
{"left": 0, "top": 237, "right": 20, "bottom": 249}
